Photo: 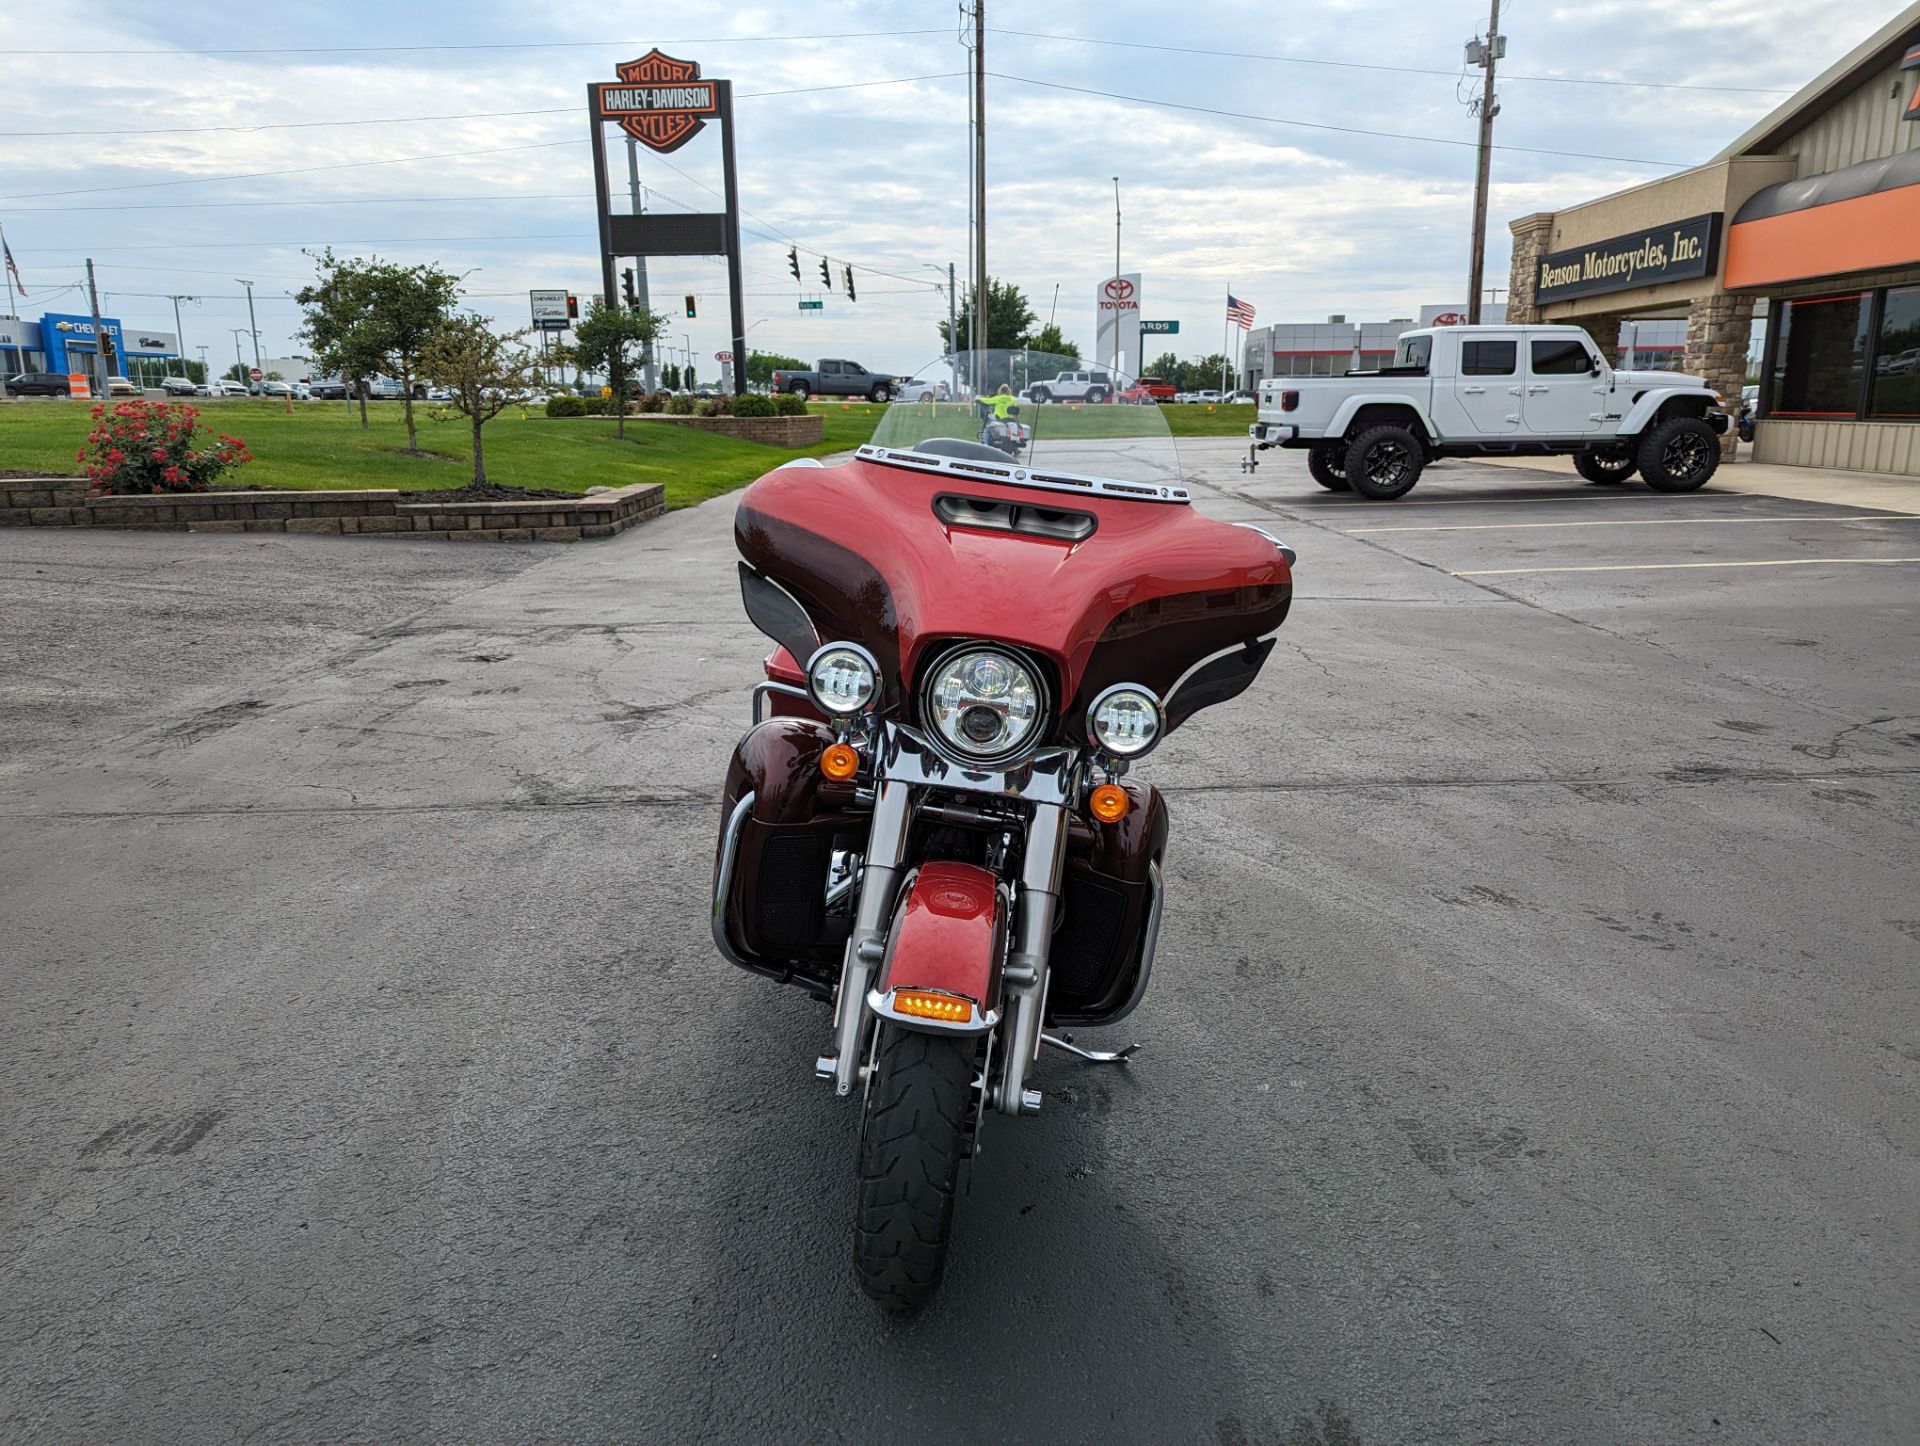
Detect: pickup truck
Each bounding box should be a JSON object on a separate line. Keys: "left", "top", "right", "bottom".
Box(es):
{"left": 770, "top": 359, "right": 894, "bottom": 402}
{"left": 1022, "top": 368, "right": 1115, "bottom": 404}
{"left": 1245, "top": 324, "right": 1728, "bottom": 499}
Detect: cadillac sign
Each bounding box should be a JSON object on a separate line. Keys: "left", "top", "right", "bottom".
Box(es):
{"left": 593, "top": 51, "right": 717, "bottom": 154}
{"left": 1535, "top": 213, "right": 1723, "bottom": 304}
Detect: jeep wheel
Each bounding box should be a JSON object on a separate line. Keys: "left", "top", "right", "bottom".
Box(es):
{"left": 790, "top": 382, "right": 811, "bottom": 401}
{"left": 1306, "top": 444, "right": 1351, "bottom": 491}
{"left": 1574, "top": 448, "right": 1639, "bottom": 485}
{"left": 1637, "top": 416, "right": 1720, "bottom": 492}
{"left": 1030, "top": 388, "right": 1051, "bottom": 404}
{"left": 870, "top": 383, "right": 891, "bottom": 404}
{"left": 1086, "top": 387, "right": 1108, "bottom": 404}
{"left": 1344, "top": 425, "right": 1425, "bottom": 500}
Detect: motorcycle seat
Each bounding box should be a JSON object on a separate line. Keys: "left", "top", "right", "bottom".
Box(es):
{"left": 913, "top": 438, "right": 1016, "bottom": 464}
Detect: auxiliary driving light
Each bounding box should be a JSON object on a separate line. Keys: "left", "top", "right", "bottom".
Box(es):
{"left": 806, "top": 642, "right": 878, "bottom": 716}
{"left": 1087, "top": 683, "right": 1163, "bottom": 759}
{"left": 892, "top": 989, "right": 975, "bottom": 1023}
{"left": 820, "top": 743, "right": 860, "bottom": 781}
{"left": 1088, "top": 783, "right": 1131, "bottom": 824}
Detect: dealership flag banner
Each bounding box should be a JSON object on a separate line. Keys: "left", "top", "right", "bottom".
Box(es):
{"left": 1227, "top": 294, "right": 1255, "bottom": 328}
{"left": 2, "top": 226, "right": 24, "bottom": 301}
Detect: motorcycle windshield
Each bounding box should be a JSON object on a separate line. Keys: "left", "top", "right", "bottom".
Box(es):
{"left": 737, "top": 350, "right": 1290, "bottom": 737}
{"left": 870, "top": 350, "right": 1180, "bottom": 489}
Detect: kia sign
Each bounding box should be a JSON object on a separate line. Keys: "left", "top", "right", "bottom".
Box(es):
{"left": 715, "top": 350, "right": 734, "bottom": 362}
{"left": 1095, "top": 272, "right": 1142, "bottom": 379}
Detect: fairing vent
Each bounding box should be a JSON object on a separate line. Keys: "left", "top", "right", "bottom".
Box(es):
{"left": 1051, "top": 872, "right": 1130, "bottom": 997}
{"left": 934, "top": 494, "right": 1096, "bottom": 543}
{"left": 756, "top": 831, "right": 830, "bottom": 949}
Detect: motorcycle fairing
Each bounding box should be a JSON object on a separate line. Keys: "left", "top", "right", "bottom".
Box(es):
{"left": 735, "top": 456, "right": 1290, "bottom": 732}
{"left": 871, "top": 860, "right": 1008, "bottom": 1028}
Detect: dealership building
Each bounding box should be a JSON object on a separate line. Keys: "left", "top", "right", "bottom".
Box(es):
{"left": 0, "top": 313, "right": 182, "bottom": 384}
{"left": 1508, "top": 3, "right": 1920, "bottom": 474}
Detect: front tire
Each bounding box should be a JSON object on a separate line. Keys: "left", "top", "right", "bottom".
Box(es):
{"left": 870, "top": 383, "right": 892, "bottom": 403}
{"left": 1574, "top": 447, "right": 1639, "bottom": 485}
{"left": 790, "top": 382, "right": 811, "bottom": 401}
{"left": 1637, "top": 415, "right": 1720, "bottom": 492}
{"left": 1306, "top": 443, "right": 1351, "bottom": 491}
{"left": 1344, "top": 424, "right": 1425, "bottom": 500}
{"left": 854, "top": 1024, "right": 976, "bottom": 1313}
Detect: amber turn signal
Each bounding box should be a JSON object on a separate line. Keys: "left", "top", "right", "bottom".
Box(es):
{"left": 893, "top": 989, "right": 974, "bottom": 1023}
{"left": 820, "top": 743, "right": 860, "bottom": 781}
{"left": 1088, "top": 783, "right": 1131, "bottom": 823}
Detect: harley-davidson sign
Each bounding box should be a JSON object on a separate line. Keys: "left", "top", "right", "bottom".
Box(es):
{"left": 594, "top": 51, "right": 718, "bottom": 154}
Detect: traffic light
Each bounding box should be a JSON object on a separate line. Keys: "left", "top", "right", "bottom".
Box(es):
{"left": 566, "top": 294, "right": 578, "bottom": 319}
{"left": 684, "top": 294, "right": 697, "bottom": 318}
{"left": 621, "top": 269, "right": 637, "bottom": 310}
{"left": 844, "top": 265, "right": 856, "bottom": 303}
{"left": 819, "top": 257, "right": 832, "bottom": 288}
{"left": 787, "top": 247, "right": 801, "bottom": 282}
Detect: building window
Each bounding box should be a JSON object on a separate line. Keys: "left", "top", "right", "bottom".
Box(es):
{"left": 1770, "top": 292, "right": 1869, "bottom": 417}
{"left": 1462, "top": 340, "right": 1517, "bottom": 376}
{"left": 1870, "top": 285, "right": 1920, "bottom": 420}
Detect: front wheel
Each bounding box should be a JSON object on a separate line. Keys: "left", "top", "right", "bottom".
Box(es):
{"left": 854, "top": 1024, "right": 976, "bottom": 1313}
{"left": 1637, "top": 415, "right": 1720, "bottom": 492}
{"left": 1344, "top": 424, "right": 1425, "bottom": 500}
{"left": 1574, "top": 447, "right": 1639, "bottom": 485}
{"left": 1306, "top": 443, "right": 1351, "bottom": 491}
{"left": 870, "top": 383, "right": 891, "bottom": 403}
{"left": 790, "top": 382, "right": 811, "bottom": 401}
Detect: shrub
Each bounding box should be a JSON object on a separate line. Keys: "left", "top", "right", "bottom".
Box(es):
{"left": 773, "top": 392, "right": 808, "bottom": 417}
{"left": 545, "top": 395, "right": 587, "bottom": 417}
{"left": 77, "top": 401, "right": 251, "bottom": 494}
{"left": 697, "top": 396, "right": 733, "bottom": 418}
{"left": 731, "top": 394, "right": 776, "bottom": 418}
{"left": 666, "top": 393, "right": 696, "bottom": 415}
{"left": 638, "top": 390, "right": 668, "bottom": 413}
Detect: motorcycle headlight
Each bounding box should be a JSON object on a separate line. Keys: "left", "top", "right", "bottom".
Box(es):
{"left": 921, "top": 645, "right": 1045, "bottom": 764}
{"left": 806, "top": 642, "right": 878, "bottom": 716}
{"left": 1087, "top": 683, "right": 1162, "bottom": 759}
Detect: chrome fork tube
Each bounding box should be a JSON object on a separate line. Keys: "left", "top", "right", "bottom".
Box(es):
{"left": 830, "top": 779, "right": 912, "bottom": 1096}
{"left": 994, "top": 802, "right": 1067, "bottom": 1115}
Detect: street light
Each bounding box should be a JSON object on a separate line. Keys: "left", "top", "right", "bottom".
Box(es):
{"left": 234, "top": 279, "right": 261, "bottom": 370}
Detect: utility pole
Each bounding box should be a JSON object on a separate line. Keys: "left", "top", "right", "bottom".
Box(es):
{"left": 166, "top": 293, "right": 195, "bottom": 381}
{"left": 1465, "top": 0, "right": 1503, "bottom": 325}
{"left": 85, "top": 258, "right": 116, "bottom": 391}
{"left": 625, "top": 138, "right": 657, "bottom": 390}
{"left": 971, "top": 0, "right": 986, "bottom": 394}
{"left": 235, "top": 278, "right": 262, "bottom": 370}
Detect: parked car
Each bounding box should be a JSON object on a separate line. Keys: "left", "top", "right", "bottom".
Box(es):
{"left": 4, "top": 372, "right": 72, "bottom": 397}
{"left": 104, "top": 376, "right": 140, "bottom": 397}
{"left": 1132, "top": 374, "right": 1176, "bottom": 401}
{"left": 1227, "top": 389, "right": 1258, "bottom": 403}
{"left": 310, "top": 376, "right": 349, "bottom": 400}
{"left": 255, "top": 380, "right": 295, "bottom": 399}
{"left": 900, "top": 377, "right": 952, "bottom": 403}
{"left": 207, "top": 379, "right": 250, "bottom": 397}
{"left": 160, "top": 375, "right": 198, "bottom": 397}
{"left": 1192, "top": 389, "right": 1224, "bottom": 405}
{"left": 1021, "top": 369, "right": 1115, "bottom": 404}
{"left": 770, "top": 359, "right": 893, "bottom": 402}
{"left": 1245, "top": 323, "right": 1728, "bottom": 498}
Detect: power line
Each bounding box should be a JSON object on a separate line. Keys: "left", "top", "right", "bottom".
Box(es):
{"left": 3, "top": 194, "right": 591, "bottom": 215}
{"left": 15, "top": 232, "right": 592, "bottom": 255}
{"left": 4, "top": 27, "right": 950, "bottom": 57}
{"left": 0, "top": 74, "right": 963, "bottom": 139}
{"left": 989, "top": 72, "right": 1689, "bottom": 168}
{"left": 987, "top": 27, "right": 1796, "bottom": 96}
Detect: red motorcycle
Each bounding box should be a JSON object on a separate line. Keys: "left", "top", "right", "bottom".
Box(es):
{"left": 712, "top": 353, "right": 1295, "bottom": 1310}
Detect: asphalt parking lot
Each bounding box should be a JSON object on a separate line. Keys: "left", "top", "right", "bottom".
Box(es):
{"left": 1, "top": 442, "right": 1916, "bottom": 1443}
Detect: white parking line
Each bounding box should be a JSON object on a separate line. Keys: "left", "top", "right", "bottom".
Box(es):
{"left": 1300, "top": 491, "right": 1741, "bottom": 509}
{"left": 1350, "top": 514, "right": 1920, "bottom": 535}
{"left": 1455, "top": 557, "right": 1920, "bottom": 577}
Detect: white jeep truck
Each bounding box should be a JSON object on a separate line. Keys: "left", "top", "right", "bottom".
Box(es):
{"left": 1244, "top": 324, "right": 1729, "bottom": 499}
{"left": 1023, "top": 368, "right": 1115, "bottom": 404}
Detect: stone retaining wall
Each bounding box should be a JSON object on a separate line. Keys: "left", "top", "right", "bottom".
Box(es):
{"left": 0, "top": 478, "right": 665, "bottom": 542}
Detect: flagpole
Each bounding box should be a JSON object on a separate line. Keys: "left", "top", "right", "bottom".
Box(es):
{"left": 1, "top": 223, "right": 18, "bottom": 376}
{"left": 1222, "top": 286, "right": 1230, "bottom": 394}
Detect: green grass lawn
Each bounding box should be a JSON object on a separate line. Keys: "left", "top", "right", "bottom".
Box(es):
{"left": 0, "top": 399, "right": 885, "bottom": 510}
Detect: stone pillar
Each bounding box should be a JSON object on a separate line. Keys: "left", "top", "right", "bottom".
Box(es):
{"left": 1684, "top": 291, "right": 1755, "bottom": 456}
{"left": 1583, "top": 316, "right": 1623, "bottom": 367}
{"left": 1507, "top": 213, "right": 1555, "bottom": 325}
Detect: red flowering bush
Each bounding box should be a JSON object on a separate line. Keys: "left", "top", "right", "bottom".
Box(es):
{"left": 76, "top": 400, "right": 253, "bottom": 495}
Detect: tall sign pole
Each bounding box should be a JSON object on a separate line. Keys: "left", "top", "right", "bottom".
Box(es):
{"left": 624, "top": 139, "right": 657, "bottom": 390}
{"left": 972, "top": 1, "right": 987, "bottom": 393}
{"left": 1465, "top": 0, "right": 1502, "bottom": 325}
{"left": 717, "top": 80, "right": 747, "bottom": 400}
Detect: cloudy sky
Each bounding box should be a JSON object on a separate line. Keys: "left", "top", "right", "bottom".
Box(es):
{"left": 0, "top": 0, "right": 1894, "bottom": 378}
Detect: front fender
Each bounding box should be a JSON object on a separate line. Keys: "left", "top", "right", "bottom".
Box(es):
{"left": 869, "top": 860, "right": 1007, "bottom": 1034}
{"left": 1619, "top": 387, "right": 1713, "bottom": 436}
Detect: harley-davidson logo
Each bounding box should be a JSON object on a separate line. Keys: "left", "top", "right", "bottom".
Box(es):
{"left": 595, "top": 50, "right": 718, "bottom": 154}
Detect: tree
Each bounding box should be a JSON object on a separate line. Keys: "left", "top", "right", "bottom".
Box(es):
{"left": 571, "top": 299, "right": 664, "bottom": 436}
{"left": 294, "top": 249, "right": 459, "bottom": 448}
{"left": 1146, "top": 351, "right": 1182, "bottom": 382}
{"left": 1174, "top": 354, "right": 1231, "bottom": 392}
{"left": 420, "top": 315, "right": 536, "bottom": 488}
{"left": 1018, "top": 324, "right": 1079, "bottom": 363}
{"left": 937, "top": 277, "right": 1035, "bottom": 355}
{"left": 224, "top": 363, "right": 248, "bottom": 383}
{"left": 661, "top": 361, "right": 681, "bottom": 391}
{"left": 266, "top": 370, "right": 285, "bottom": 381}
{"left": 747, "top": 351, "right": 805, "bottom": 387}
{"left": 684, "top": 362, "right": 698, "bottom": 391}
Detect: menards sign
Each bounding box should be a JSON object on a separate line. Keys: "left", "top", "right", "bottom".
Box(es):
{"left": 593, "top": 51, "right": 718, "bottom": 154}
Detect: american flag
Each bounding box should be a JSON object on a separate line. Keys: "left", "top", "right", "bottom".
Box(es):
{"left": 1226, "top": 294, "right": 1255, "bottom": 329}
{"left": 2, "top": 235, "right": 23, "bottom": 297}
